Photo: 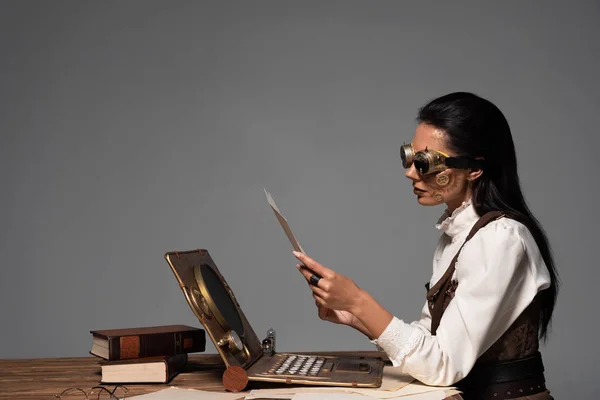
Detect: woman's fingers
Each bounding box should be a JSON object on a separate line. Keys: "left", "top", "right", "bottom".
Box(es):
{"left": 297, "top": 264, "right": 313, "bottom": 281}
{"left": 310, "top": 284, "right": 328, "bottom": 299}
{"left": 312, "top": 292, "right": 326, "bottom": 307}
{"left": 317, "top": 304, "right": 329, "bottom": 320}
{"left": 293, "top": 251, "right": 333, "bottom": 279}
{"left": 297, "top": 264, "right": 327, "bottom": 288}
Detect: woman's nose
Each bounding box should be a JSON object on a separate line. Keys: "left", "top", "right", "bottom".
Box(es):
{"left": 405, "top": 164, "right": 420, "bottom": 181}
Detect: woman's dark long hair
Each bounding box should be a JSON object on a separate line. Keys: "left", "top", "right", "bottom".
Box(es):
{"left": 417, "top": 92, "right": 559, "bottom": 340}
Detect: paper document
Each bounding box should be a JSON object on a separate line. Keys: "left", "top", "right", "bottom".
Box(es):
{"left": 244, "top": 394, "right": 294, "bottom": 400}
{"left": 294, "top": 394, "right": 379, "bottom": 400}
{"left": 127, "top": 387, "right": 244, "bottom": 400}
{"left": 246, "top": 365, "right": 456, "bottom": 399}
{"left": 264, "top": 189, "right": 306, "bottom": 254}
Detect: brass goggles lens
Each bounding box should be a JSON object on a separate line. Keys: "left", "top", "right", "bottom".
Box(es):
{"left": 400, "top": 144, "right": 483, "bottom": 175}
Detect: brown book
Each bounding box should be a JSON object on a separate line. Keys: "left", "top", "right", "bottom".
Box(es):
{"left": 90, "top": 325, "right": 205, "bottom": 361}
{"left": 99, "top": 353, "right": 188, "bottom": 384}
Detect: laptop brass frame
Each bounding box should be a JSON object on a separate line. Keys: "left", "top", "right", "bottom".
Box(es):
{"left": 165, "top": 249, "right": 384, "bottom": 387}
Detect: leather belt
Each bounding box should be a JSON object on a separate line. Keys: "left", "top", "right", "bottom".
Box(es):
{"left": 457, "top": 352, "right": 547, "bottom": 400}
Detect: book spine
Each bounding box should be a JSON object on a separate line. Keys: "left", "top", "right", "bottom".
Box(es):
{"left": 165, "top": 353, "right": 188, "bottom": 383}
{"left": 107, "top": 330, "right": 205, "bottom": 361}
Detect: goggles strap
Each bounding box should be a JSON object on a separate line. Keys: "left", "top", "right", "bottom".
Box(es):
{"left": 445, "top": 157, "right": 484, "bottom": 170}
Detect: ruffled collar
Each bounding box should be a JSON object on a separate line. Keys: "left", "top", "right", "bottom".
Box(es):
{"left": 435, "top": 199, "right": 479, "bottom": 238}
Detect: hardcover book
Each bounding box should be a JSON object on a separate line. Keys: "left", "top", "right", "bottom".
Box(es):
{"left": 90, "top": 324, "right": 205, "bottom": 361}
{"left": 99, "top": 353, "right": 188, "bottom": 384}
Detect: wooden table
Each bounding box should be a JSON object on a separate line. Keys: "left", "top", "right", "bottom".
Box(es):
{"left": 0, "top": 351, "right": 461, "bottom": 399}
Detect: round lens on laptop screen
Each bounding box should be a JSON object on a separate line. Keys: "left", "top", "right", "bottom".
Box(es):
{"left": 200, "top": 264, "right": 244, "bottom": 336}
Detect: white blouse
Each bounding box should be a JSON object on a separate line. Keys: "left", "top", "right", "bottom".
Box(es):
{"left": 371, "top": 201, "right": 551, "bottom": 386}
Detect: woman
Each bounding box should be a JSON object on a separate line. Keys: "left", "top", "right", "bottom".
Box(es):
{"left": 294, "top": 92, "right": 558, "bottom": 400}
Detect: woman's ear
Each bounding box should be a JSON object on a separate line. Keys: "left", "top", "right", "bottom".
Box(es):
{"left": 468, "top": 157, "right": 484, "bottom": 182}
{"left": 467, "top": 168, "right": 483, "bottom": 182}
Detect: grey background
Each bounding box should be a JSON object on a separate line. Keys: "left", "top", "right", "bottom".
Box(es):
{"left": 1, "top": 1, "right": 598, "bottom": 398}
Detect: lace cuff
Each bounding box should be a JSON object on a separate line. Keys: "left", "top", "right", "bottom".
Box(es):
{"left": 370, "top": 316, "right": 423, "bottom": 367}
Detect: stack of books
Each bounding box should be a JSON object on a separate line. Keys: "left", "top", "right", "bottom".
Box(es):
{"left": 89, "top": 324, "right": 206, "bottom": 384}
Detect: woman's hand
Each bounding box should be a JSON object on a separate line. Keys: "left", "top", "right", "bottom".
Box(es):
{"left": 293, "top": 251, "right": 365, "bottom": 315}
{"left": 315, "top": 302, "right": 373, "bottom": 338}
{"left": 316, "top": 303, "right": 355, "bottom": 325}
{"left": 293, "top": 251, "right": 393, "bottom": 340}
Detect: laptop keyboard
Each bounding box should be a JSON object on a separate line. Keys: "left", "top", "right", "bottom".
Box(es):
{"left": 267, "top": 354, "right": 326, "bottom": 376}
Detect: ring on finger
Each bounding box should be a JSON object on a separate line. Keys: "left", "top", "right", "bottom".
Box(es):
{"left": 309, "top": 274, "right": 321, "bottom": 286}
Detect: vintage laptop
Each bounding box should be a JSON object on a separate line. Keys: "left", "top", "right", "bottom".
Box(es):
{"left": 165, "top": 249, "right": 384, "bottom": 388}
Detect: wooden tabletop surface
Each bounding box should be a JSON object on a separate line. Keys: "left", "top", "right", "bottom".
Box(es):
{"left": 0, "top": 351, "right": 461, "bottom": 400}
{"left": 0, "top": 351, "right": 374, "bottom": 399}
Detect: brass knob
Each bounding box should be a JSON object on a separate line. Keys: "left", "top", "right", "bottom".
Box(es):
{"left": 218, "top": 331, "right": 244, "bottom": 353}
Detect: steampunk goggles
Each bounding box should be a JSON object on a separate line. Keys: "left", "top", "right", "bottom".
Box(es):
{"left": 400, "top": 143, "right": 484, "bottom": 175}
